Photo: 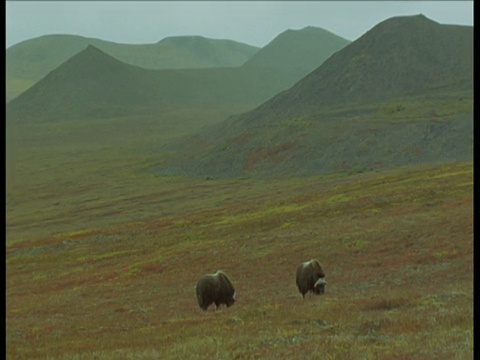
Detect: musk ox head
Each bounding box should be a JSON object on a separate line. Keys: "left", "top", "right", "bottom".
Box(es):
{"left": 296, "top": 259, "right": 326, "bottom": 298}
{"left": 196, "top": 270, "right": 236, "bottom": 311}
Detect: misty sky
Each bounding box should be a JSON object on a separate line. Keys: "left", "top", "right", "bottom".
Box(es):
{"left": 6, "top": 1, "right": 474, "bottom": 49}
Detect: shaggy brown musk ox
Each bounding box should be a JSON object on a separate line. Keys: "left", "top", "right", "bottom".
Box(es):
{"left": 296, "top": 259, "right": 326, "bottom": 298}
{"left": 196, "top": 270, "right": 236, "bottom": 310}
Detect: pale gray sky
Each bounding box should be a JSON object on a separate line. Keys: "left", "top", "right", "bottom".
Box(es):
{"left": 5, "top": 1, "right": 474, "bottom": 49}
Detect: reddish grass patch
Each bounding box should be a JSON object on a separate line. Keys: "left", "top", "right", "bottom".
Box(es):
{"left": 6, "top": 163, "right": 473, "bottom": 359}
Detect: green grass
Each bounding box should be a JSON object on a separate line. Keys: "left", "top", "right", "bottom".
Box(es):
{"left": 6, "top": 107, "right": 473, "bottom": 359}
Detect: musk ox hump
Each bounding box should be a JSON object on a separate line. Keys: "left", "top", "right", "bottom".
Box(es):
{"left": 196, "top": 270, "right": 236, "bottom": 311}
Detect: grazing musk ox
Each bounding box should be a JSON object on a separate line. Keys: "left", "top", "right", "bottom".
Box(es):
{"left": 296, "top": 259, "right": 326, "bottom": 298}
{"left": 196, "top": 270, "right": 236, "bottom": 311}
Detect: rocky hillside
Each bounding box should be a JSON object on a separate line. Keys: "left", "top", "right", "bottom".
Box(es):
{"left": 152, "top": 15, "right": 473, "bottom": 178}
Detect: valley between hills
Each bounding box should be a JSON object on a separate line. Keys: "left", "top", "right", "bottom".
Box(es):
{"left": 6, "top": 14, "right": 472, "bottom": 359}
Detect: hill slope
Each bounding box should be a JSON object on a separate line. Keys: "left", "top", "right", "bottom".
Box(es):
{"left": 253, "top": 14, "right": 473, "bottom": 120}
{"left": 5, "top": 45, "right": 300, "bottom": 122}
{"left": 153, "top": 15, "right": 473, "bottom": 178}
{"left": 7, "top": 45, "right": 164, "bottom": 121}
{"left": 7, "top": 26, "right": 351, "bottom": 123}
{"left": 6, "top": 160, "right": 473, "bottom": 358}
{"left": 242, "top": 26, "right": 350, "bottom": 83}
{"left": 6, "top": 34, "right": 259, "bottom": 102}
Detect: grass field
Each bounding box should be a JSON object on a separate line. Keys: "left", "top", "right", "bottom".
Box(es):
{"left": 6, "top": 112, "right": 473, "bottom": 359}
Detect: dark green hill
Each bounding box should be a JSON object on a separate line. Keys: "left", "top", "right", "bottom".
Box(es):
{"left": 242, "top": 26, "right": 350, "bottom": 80}
{"left": 6, "top": 34, "right": 259, "bottom": 102}
{"left": 6, "top": 45, "right": 158, "bottom": 121}
{"left": 251, "top": 14, "right": 473, "bottom": 121}
{"left": 7, "top": 25, "right": 353, "bottom": 123}
{"left": 5, "top": 45, "right": 299, "bottom": 122}
{"left": 153, "top": 15, "right": 473, "bottom": 178}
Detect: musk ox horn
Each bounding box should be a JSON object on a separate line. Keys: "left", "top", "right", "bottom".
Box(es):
{"left": 314, "top": 277, "right": 327, "bottom": 287}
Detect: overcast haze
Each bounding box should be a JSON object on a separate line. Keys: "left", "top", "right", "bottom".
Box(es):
{"left": 6, "top": 1, "right": 474, "bottom": 49}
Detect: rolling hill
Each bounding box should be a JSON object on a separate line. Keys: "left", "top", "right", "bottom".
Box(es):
{"left": 153, "top": 15, "right": 473, "bottom": 178}
{"left": 249, "top": 14, "right": 473, "bottom": 120}
{"left": 242, "top": 26, "right": 350, "bottom": 81}
{"left": 5, "top": 45, "right": 287, "bottom": 122}
{"left": 6, "top": 27, "right": 350, "bottom": 123}
{"left": 6, "top": 34, "right": 260, "bottom": 102}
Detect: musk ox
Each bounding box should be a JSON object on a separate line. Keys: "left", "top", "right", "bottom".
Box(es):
{"left": 296, "top": 259, "right": 326, "bottom": 298}
{"left": 196, "top": 270, "right": 236, "bottom": 311}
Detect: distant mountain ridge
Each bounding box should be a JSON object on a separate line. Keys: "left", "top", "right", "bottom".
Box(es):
{"left": 6, "top": 34, "right": 260, "bottom": 102}
{"left": 5, "top": 45, "right": 262, "bottom": 121}
{"left": 6, "top": 26, "right": 350, "bottom": 122}
{"left": 242, "top": 26, "right": 350, "bottom": 80}
{"left": 5, "top": 45, "right": 318, "bottom": 122}
{"left": 156, "top": 35, "right": 260, "bottom": 67}
{"left": 153, "top": 15, "right": 473, "bottom": 178}
{"left": 7, "top": 45, "right": 161, "bottom": 121}
{"left": 250, "top": 14, "right": 473, "bottom": 121}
